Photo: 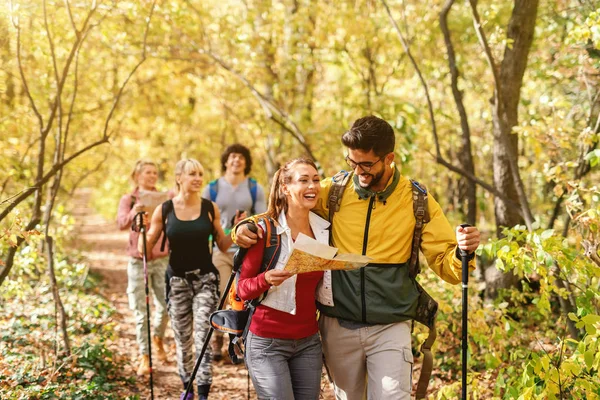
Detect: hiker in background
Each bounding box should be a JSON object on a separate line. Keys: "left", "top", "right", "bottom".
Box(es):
{"left": 201, "top": 144, "right": 266, "bottom": 360}
{"left": 237, "top": 158, "right": 327, "bottom": 400}
{"left": 235, "top": 116, "right": 481, "bottom": 400}
{"left": 117, "top": 159, "right": 169, "bottom": 376}
{"left": 141, "top": 158, "right": 243, "bottom": 400}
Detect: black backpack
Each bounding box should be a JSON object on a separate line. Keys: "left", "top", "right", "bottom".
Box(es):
{"left": 209, "top": 216, "right": 281, "bottom": 364}
{"left": 159, "top": 199, "right": 215, "bottom": 252}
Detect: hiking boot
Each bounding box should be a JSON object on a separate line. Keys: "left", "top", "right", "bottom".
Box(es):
{"left": 152, "top": 336, "right": 168, "bottom": 363}
{"left": 180, "top": 392, "right": 194, "bottom": 400}
{"left": 136, "top": 354, "right": 150, "bottom": 376}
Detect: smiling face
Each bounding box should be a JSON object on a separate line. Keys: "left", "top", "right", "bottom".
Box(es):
{"left": 136, "top": 164, "right": 158, "bottom": 190}
{"left": 175, "top": 159, "right": 204, "bottom": 194}
{"left": 225, "top": 152, "right": 247, "bottom": 176}
{"left": 347, "top": 148, "right": 393, "bottom": 191}
{"left": 282, "top": 163, "right": 321, "bottom": 211}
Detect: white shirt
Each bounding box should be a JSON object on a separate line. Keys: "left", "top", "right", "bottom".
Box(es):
{"left": 260, "top": 211, "right": 332, "bottom": 314}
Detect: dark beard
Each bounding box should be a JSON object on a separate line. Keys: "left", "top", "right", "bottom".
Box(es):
{"left": 359, "top": 168, "right": 385, "bottom": 190}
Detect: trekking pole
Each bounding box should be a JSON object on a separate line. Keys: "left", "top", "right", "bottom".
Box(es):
{"left": 134, "top": 212, "right": 154, "bottom": 400}
{"left": 459, "top": 223, "right": 471, "bottom": 400}
{"left": 183, "top": 223, "right": 258, "bottom": 398}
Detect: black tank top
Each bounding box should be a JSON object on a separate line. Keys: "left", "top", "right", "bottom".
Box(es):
{"left": 165, "top": 198, "right": 218, "bottom": 277}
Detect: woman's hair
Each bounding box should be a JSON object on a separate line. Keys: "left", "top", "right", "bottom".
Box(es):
{"left": 174, "top": 158, "right": 204, "bottom": 191}
{"left": 265, "top": 157, "right": 318, "bottom": 220}
{"left": 130, "top": 159, "right": 157, "bottom": 186}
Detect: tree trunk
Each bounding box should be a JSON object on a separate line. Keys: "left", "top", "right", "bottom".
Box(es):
{"left": 486, "top": 0, "right": 539, "bottom": 298}
{"left": 440, "top": 0, "right": 477, "bottom": 225}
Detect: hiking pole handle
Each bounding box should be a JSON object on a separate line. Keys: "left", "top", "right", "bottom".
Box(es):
{"left": 132, "top": 211, "right": 147, "bottom": 232}
{"left": 458, "top": 223, "right": 472, "bottom": 283}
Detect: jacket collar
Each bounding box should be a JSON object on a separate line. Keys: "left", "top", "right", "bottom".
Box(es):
{"left": 353, "top": 165, "right": 400, "bottom": 203}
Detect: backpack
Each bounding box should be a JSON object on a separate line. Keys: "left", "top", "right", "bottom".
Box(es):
{"left": 208, "top": 177, "right": 259, "bottom": 215}
{"left": 209, "top": 216, "right": 281, "bottom": 364}
{"left": 327, "top": 170, "right": 436, "bottom": 400}
{"left": 160, "top": 199, "right": 215, "bottom": 252}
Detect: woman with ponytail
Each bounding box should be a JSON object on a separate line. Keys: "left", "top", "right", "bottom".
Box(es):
{"left": 236, "top": 158, "right": 328, "bottom": 400}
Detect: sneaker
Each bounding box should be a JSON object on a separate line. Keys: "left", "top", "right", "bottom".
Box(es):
{"left": 152, "top": 336, "right": 168, "bottom": 363}
{"left": 136, "top": 355, "right": 150, "bottom": 376}
{"left": 179, "top": 392, "right": 194, "bottom": 400}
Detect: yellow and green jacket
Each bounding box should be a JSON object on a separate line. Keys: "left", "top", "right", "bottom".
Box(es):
{"left": 314, "top": 168, "right": 475, "bottom": 324}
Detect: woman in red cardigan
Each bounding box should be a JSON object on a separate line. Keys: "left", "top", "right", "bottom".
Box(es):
{"left": 116, "top": 159, "right": 169, "bottom": 376}
{"left": 237, "top": 158, "right": 329, "bottom": 400}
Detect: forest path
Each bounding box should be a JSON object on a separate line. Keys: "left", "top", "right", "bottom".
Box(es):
{"left": 71, "top": 188, "right": 262, "bottom": 400}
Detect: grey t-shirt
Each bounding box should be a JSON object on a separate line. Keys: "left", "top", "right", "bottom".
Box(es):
{"left": 202, "top": 177, "right": 267, "bottom": 253}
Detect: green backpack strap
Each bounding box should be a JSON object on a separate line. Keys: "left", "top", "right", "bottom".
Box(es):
{"left": 408, "top": 179, "right": 437, "bottom": 400}
{"left": 409, "top": 179, "right": 430, "bottom": 280}
{"left": 328, "top": 170, "right": 352, "bottom": 230}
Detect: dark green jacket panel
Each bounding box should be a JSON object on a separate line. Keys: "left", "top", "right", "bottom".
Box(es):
{"left": 318, "top": 263, "right": 420, "bottom": 324}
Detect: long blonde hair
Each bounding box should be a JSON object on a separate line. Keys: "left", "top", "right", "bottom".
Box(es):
{"left": 130, "top": 159, "right": 158, "bottom": 187}
{"left": 265, "top": 158, "right": 318, "bottom": 220}
{"left": 174, "top": 158, "right": 204, "bottom": 192}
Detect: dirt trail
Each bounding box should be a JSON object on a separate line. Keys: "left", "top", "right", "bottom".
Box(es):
{"left": 71, "top": 189, "right": 261, "bottom": 399}
{"left": 71, "top": 189, "right": 334, "bottom": 400}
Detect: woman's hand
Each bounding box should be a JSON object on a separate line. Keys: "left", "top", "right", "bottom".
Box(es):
{"left": 264, "top": 270, "right": 293, "bottom": 287}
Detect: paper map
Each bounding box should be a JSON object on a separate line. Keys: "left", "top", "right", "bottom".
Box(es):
{"left": 283, "top": 233, "right": 371, "bottom": 274}
{"left": 138, "top": 190, "right": 169, "bottom": 215}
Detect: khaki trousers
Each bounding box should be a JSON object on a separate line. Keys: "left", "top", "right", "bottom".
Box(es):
{"left": 212, "top": 250, "right": 234, "bottom": 301}
{"left": 320, "top": 315, "right": 413, "bottom": 400}
{"left": 212, "top": 250, "right": 234, "bottom": 349}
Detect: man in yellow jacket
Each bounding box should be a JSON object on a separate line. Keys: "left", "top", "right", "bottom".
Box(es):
{"left": 236, "top": 115, "right": 480, "bottom": 400}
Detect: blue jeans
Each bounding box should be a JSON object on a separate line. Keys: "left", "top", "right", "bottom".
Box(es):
{"left": 245, "top": 332, "right": 322, "bottom": 400}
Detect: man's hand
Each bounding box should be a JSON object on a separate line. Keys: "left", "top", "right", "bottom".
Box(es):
{"left": 456, "top": 225, "right": 480, "bottom": 253}
{"left": 264, "top": 270, "right": 293, "bottom": 286}
{"left": 233, "top": 210, "right": 248, "bottom": 226}
{"left": 236, "top": 223, "right": 262, "bottom": 248}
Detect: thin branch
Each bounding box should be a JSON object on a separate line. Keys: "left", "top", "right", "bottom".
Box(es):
{"left": 432, "top": 152, "right": 520, "bottom": 208}
{"left": 63, "top": 31, "right": 84, "bottom": 158}
{"left": 11, "top": 1, "right": 44, "bottom": 129}
{"left": 468, "top": 0, "right": 502, "bottom": 104}
{"left": 41, "top": 2, "right": 98, "bottom": 140}
{"left": 63, "top": 0, "right": 78, "bottom": 34}
{"left": 0, "top": 137, "right": 109, "bottom": 223}
{"left": 67, "top": 151, "right": 111, "bottom": 197}
{"left": 200, "top": 50, "right": 319, "bottom": 162}
{"left": 380, "top": 0, "right": 440, "bottom": 156}
{"left": 103, "top": 0, "right": 157, "bottom": 138}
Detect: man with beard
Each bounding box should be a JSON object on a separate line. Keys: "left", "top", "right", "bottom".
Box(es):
{"left": 235, "top": 115, "right": 480, "bottom": 399}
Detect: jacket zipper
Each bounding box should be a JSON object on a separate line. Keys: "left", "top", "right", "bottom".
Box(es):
{"left": 361, "top": 197, "right": 375, "bottom": 323}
